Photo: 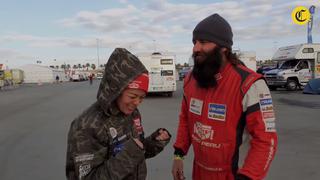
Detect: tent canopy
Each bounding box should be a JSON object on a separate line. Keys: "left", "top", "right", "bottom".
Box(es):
{"left": 303, "top": 78, "right": 320, "bottom": 95}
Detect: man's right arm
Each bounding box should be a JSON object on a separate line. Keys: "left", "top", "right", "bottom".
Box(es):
{"left": 173, "top": 94, "right": 191, "bottom": 156}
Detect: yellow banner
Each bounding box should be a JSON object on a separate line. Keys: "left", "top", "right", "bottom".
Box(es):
{"left": 316, "top": 65, "right": 320, "bottom": 73}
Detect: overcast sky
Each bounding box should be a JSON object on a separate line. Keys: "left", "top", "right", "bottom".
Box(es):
{"left": 0, "top": 0, "right": 319, "bottom": 68}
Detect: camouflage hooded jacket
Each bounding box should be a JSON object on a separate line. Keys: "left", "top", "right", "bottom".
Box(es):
{"left": 66, "top": 48, "right": 170, "bottom": 180}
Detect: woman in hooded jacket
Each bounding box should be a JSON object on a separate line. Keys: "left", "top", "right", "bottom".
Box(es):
{"left": 66, "top": 48, "right": 171, "bottom": 180}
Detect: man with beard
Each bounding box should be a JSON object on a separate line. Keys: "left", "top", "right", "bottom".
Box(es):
{"left": 172, "top": 14, "right": 277, "bottom": 180}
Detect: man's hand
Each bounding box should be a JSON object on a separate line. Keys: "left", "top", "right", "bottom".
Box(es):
{"left": 172, "top": 159, "right": 185, "bottom": 180}
{"left": 155, "top": 128, "right": 171, "bottom": 141}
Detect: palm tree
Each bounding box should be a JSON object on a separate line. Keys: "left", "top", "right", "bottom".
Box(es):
{"left": 67, "top": 64, "right": 71, "bottom": 69}
{"left": 91, "top": 64, "right": 96, "bottom": 70}
{"left": 78, "top": 64, "right": 82, "bottom": 69}
{"left": 73, "top": 65, "right": 78, "bottom": 69}
{"left": 86, "top": 63, "right": 90, "bottom": 70}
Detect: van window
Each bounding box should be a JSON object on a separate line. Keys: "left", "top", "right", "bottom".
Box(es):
{"left": 161, "top": 59, "right": 173, "bottom": 65}
{"left": 297, "top": 61, "right": 308, "bottom": 69}
{"left": 302, "top": 48, "right": 314, "bottom": 53}
{"left": 279, "top": 59, "right": 299, "bottom": 69}
{"left": 318, "top": 52, "right": 320, "bottom": 63}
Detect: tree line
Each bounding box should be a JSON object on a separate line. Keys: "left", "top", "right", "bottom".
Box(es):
{"left": 50, "top": 63, "right": 105, "bottom": 70}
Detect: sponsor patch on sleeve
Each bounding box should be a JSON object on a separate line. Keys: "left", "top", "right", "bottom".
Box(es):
{"left": 208, "top": 103, "right": 226, "bottom": 122}
{"left": 79, "top": 164, "right": 91, "bottom": 178}
{"left": 189, "top": 98, "right": 203, "bottom": 115}
{"left": 75, "top": 154, "right": 94, "bottom": 162}
{"left": 259, "top": 96, "right": 276, "bottom": 132}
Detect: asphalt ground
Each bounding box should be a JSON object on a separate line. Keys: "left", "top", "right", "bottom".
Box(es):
{"left": 0, "top": 80, "right": 320, "bottom": 180}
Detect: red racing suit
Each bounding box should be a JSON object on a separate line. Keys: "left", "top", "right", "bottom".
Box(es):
{"left": 174, "top": 63, "right": 278, "bottom": 180}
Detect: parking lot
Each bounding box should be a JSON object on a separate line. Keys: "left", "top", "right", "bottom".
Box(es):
{"left": 0, "top": 81, "right": 320, "bottom": 180}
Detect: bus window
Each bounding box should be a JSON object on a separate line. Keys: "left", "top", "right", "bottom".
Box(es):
{"left": 161, "top": 59, "right": 173, "bottom": 65}
{"left": 161, "top": 70, "right": 173, "bottom": 76}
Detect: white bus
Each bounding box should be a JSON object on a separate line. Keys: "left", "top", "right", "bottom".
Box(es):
{"left": 136, "top": 52, "right": 177, "bottom": 97}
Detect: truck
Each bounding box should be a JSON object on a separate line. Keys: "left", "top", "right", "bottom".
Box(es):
{"left": 264, "top": 43, "right": 320, "bottom": 91}
{"left": 11, "top": 69, "right": 24, "bottom": 84}
{"left": 234, "top": 50, "right": 257, "bottom": 71}
{"left": 0, "top": 70, "right": 4, "bottom": 89}
{"left": 136, "top": 52, "right": 177, "bottom": 97}
{"left": 96, "top": 72, "right": 103, "bottom": 80}
{"left": 0, "top": 70, "right": 14, "bottom": 89}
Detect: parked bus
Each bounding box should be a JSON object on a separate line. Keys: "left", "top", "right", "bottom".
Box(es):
{"left": 136, "top": 52, "right": 177, "bottom": 97}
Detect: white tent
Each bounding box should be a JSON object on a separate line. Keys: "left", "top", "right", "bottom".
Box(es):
{"left": 20, "top": 64, "right": 68, "bottom": 83}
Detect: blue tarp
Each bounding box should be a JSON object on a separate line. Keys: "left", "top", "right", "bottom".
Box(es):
{"left": 303, "top": 78, "right": 320, "bottom": 94}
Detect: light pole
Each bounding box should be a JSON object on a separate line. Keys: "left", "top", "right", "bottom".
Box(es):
{"left": 273, "top": 41, "right": 278, "bottom": 53}
{"left": 153, "top": 39, "right": 157, "bottom": 52}
{"left": 96, "top": 38, "right": 100, "bottom": 69}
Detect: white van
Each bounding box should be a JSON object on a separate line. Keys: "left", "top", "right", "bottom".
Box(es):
{"left": 265, "top": 43, "right": 320, "bottom": 90}
{"left": 136, "top": 52, "right": 177, "bottom": 97}
{"left": 72, "top": 74, "right": 81, "bottom": 81}
{"left": 96, "top": 72, "right": 103, "bottom": 80}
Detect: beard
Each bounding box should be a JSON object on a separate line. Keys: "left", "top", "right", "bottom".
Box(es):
{"left": 192, "top": 47, "right": 223, "bottom": 88}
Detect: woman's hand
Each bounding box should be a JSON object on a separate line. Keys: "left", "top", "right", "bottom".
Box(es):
{"left": 155, "top": 128, "right": 170, "bottom": 141}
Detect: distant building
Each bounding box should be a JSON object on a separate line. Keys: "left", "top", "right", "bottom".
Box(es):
{"left": 20, "top": 64, "right": 68, "bottom": 83}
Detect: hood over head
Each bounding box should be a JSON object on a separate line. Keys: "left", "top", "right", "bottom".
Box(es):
{"left": 97, "top": 48, "right": 148, "bottom": 114}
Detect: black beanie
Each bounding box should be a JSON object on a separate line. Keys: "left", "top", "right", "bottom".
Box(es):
{"left": 193, "top": 13, "right": 233, "bottom": 49}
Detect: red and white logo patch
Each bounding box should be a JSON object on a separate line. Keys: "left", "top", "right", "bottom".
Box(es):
{"left": 128, "top": 82, "right": 140, "bottom": 89}
{"left": 193, "top": 122, "right": 214, "bottom": 140}
{"left": 133, "top": 118, "right": 143, "bottom": 135}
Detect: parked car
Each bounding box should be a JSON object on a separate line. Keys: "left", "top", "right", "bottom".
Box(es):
{"left": 178, "top": 68, "right": 191, "bottom": 81}
{"left": 256, "top": 66, "right": 276, "bottom": 75}
{"left": 71, "top": 74, "right": 80, "bottom": 81}
{"left": 96, "top": 72, "right": 103, "bottom": 80}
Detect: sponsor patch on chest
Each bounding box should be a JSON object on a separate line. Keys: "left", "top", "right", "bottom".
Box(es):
{"left": 109, "top": 127, "right": 118, "bottom": 138}
{"left": 193, "top": 122, "right": 214, "bottom": 140}
{"left": 189, "top": 98, "right": 203, "bottom": 115}
{"left": 208, "top": 103, "right": 227, "bottom": 121}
